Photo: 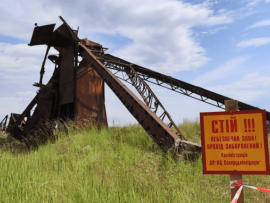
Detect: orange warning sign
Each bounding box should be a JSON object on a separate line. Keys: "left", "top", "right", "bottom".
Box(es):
{"left": 200, "top": 110, "right": 270, "bottom": 175}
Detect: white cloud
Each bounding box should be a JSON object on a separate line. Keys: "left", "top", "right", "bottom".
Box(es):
{"left": 0, "top": 43, "right": 57, "bottom": 75}
{"left": 237, "top": 38, "right": 270, "bottom": 47}
{"left": 265, "top": 0, "right": 270, "bottom": 3}
{"left": 209, "top": 26, "right": 227, "bottom": 34}
{"left": 191, "top": 57, "right": 248, "bottom": 86}
{"left": 0, "top": 0, "right": 236, "bottom": 75}
{"left": 95, "top": 0, "right": 233, "bottom": 74}
{"left": 0, "top": 0, "right": 61, "bottom": 39}
{"left": 207, "top": 72, "right": 270, "bottom": 102}
{"left": 218, "top": 8, "right": 227, "bottom": 13}
{"left": 246, "top": 0, "right": 262, "bottom": 7}
{"left": 112, "top": 29, "right": 210, "bottom": 74}
{"left": 201, "top": 26, "right": 227, "bottom": 35}
{"left": 247, "top": 19, "right": 270, "bottom": 29}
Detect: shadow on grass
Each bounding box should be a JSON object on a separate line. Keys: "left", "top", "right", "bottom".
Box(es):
{"left": 0, "top": 133, "right": 28, "bottom": 153}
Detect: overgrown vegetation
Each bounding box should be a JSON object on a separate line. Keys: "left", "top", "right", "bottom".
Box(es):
{"left": 0, "top": 118, "right": 270, "bottom": 202}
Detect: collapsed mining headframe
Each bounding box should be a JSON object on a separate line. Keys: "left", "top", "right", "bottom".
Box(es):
{"left": 1, "top": 16, "right": 268, "bottom": 153}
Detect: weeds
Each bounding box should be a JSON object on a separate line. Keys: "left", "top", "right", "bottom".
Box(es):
{"left": 0, "top": 118, "right": 269, "bottom": 202}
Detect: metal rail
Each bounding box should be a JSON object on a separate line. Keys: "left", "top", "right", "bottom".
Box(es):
{"left": 96, "top": 53, "right": 270, "bottom": 122}
{"left": 79, "top": 44, "right": 201, "bottom": 152}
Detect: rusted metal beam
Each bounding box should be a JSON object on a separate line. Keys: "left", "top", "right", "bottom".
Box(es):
{"left": 79, "top": 44, "right": 200, "bottom": 152}
{"left": 0, "top": 115, "right": 8, "bottom": 131}
{"left": 88, "top": 48, "right": 185, "bottom": 138}
{"left": 101, "top": 54, "right": 270, "bottom": 122}
{"left": 124, "top": 64, "right": 185, "bottom": 140}
{"left": 81, "top": 38, "right": 102, "bottom": 48}
{"left": 59, "top": 16, "right": 80, "bottom": 42}
{"left": 39, "top": 45, "right": 51, "bottom": 84}
{"left": 15, "top": 95, "right": 37, "bottom": 126}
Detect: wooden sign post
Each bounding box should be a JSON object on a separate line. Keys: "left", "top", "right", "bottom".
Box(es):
{"left": 225, "top": 100, "right": 244, "bottom": 202}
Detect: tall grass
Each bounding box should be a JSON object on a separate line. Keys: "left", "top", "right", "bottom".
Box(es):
{"left": 0, "top": 119, "right": 270, "bottom": 202}
{"left": 178, "top": 118, "right": 201, "bottom": 144}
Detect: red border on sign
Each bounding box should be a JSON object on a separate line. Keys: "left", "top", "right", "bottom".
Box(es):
{"left": 200, "top": 110, "right": 270, "bottom": 175}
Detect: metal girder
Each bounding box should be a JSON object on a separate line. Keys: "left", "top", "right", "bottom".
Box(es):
{"left": 15, "top": 95, "right": 37, "bottom": 126}
{"left": 92, "top": 49, "right": 186, "bottom": 140}
{"left": 79, "top": 44, "right": 200, "bottom": 152}
{"left": 0, "top": 115, "right": 8, "bottom": 132}
{"left": 96, "top": 53, "right": 270, "bottom": 122}
{"left": 126, "top": 65, "right": 185, "bottom": 140}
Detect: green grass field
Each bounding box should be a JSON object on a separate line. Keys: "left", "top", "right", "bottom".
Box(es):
{"left": 0, "top": 118, "right": 270, "bottom": 203}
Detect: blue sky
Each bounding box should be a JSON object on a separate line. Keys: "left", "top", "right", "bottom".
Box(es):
{"left": 1, "top": 0, "right": 270, "bottom": 126}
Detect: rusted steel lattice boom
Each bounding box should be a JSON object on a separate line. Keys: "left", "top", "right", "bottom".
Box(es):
{"left": 79, "top": 44, "right": 200, "bottom": 152}
{"left": 91, "top": 47, "right": 186, "bottom": 140}
{"left": 100, "top": 54, "right": 270, "bottom": 122}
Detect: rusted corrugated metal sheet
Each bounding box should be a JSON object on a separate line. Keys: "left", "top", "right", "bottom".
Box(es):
{"left": 28, "top": 23, "right": 73, "bottom": 47}
{"left": 28, "top": 24, "right": 55, "bottom": 46}
{"left": 76, "top": 58, "right": 107, "bottom": 126}
{"left": 59, "top": 44, "right": 75, "bottom": 105}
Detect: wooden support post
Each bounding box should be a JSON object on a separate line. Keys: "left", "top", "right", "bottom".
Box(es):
{"left": 225, "top": 100, "right": 244, "bottom": 203}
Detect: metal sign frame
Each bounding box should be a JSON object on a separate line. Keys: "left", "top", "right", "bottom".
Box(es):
{"left": 200, "top": 110, "right": 270, "bottom": 175}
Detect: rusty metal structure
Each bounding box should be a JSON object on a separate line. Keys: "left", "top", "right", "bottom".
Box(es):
{"left": 1, "top": 17, "right": 269, "bottom": 152}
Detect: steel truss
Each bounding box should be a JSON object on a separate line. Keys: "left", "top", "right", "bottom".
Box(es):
{"left": 91, "top": 52, "right": 270, "bottom": 123}
{"left": 88, "top": 48, "right": 185, "bottom": 140}
{"left": 80, "top": 45, "right": 201, "bottom": 152}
